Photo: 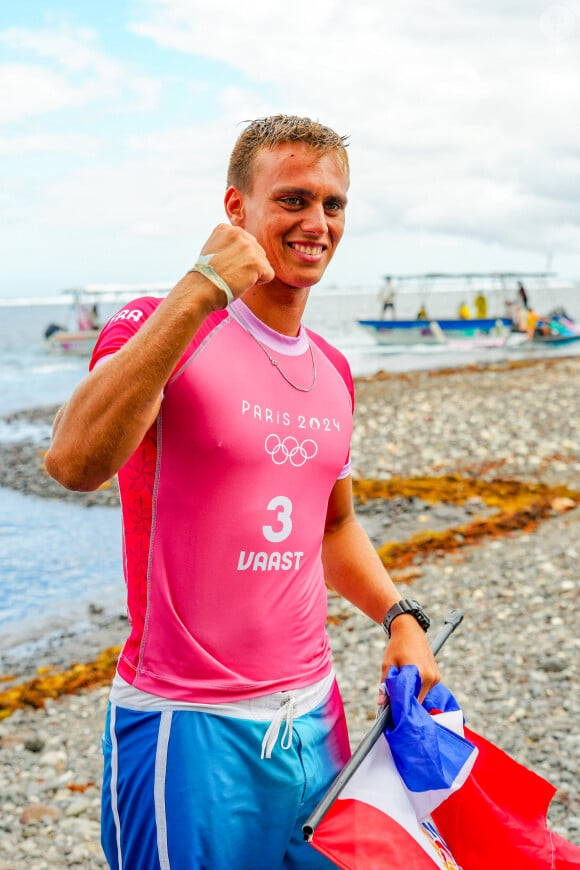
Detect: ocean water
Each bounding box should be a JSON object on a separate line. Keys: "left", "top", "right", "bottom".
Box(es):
{"left": 0, "top": 488, "right": 123, "bottom": 651}
{"left": 1, "top": 282, "right": 579, "bottom": 416}
{"left": 1, "top": 283, "right": 579, "bottom": 650}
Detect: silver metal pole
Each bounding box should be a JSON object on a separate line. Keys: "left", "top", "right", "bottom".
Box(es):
{"left": 302, "top": 609, "right": 464, "bottom": 840}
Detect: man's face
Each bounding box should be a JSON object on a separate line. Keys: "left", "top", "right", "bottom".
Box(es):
{"left": 229, "top": 142, "right": 348, "bottom": 290}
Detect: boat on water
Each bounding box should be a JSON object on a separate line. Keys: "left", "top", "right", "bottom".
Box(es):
{"left": 44, "top": 284, "right": 172, "bottom": 355}
{"left": 524, "top": 312, "right": 580, "bottom": 345}
{"left": 44, "top": 322, "right": 101, "bottom": 355}
{"left": 357, "top": 316, "right": 520, "bottom": 348}
{"left": 360, "top": 271, "right": 578, "bottom": 349}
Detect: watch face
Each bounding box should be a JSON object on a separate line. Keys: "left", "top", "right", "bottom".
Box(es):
{"left": 409, "top": 602, "right": 431, "bottom": 632}
{"left": 383, "top": 599, "right": 430, "bottom": 635}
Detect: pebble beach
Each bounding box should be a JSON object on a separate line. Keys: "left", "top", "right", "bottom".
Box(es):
{"left": 0, "top": 355, "right": 579, "bottom": 867}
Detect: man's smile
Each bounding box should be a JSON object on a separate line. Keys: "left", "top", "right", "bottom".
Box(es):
{"left": 287, "top": 242, "right": 326, "bottom": 257}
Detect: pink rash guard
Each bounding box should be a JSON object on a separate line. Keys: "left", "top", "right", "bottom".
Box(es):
{"left": 90, "top": 297, "right": 354, "bottom": 703}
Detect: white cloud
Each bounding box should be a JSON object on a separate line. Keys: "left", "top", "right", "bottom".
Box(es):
{"left": 30, "top": 124, "right": 229, "bottom": 244}
{"left": 0, "top": 131, "right": 103, "bottom": 156}
{"left": 126, "top": 0, "right": 580, "bottom": 265}
{"left": 0, "top": 64, "right": 88, "bottom": 123}
{"left": 0, "top": 24, "right": 160, "bottom": 125}
{"left": 1, "top": 0, "right": 580, "bottom": 295}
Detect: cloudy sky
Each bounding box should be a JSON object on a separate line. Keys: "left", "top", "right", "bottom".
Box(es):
{"left": 1, "top": 0, "right": 579, "bottom": 299}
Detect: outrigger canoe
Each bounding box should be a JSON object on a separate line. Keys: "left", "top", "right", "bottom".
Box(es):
{"left": 356, "top": 317, "right": 522, "bottom": 348}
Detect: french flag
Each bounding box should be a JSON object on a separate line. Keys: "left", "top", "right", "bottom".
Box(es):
{"left": 310, "top": 667, "right": 580, "bottom": 869}
{"left": 310, "top": 668, "right": 476, "bottom": 869}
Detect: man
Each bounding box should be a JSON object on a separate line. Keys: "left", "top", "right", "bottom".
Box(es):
{"left": 46, "top": 115, "right": 439, "bottom": 869}
{"left": 458, "top": 300, "right": 471, "bottom": 319}
{"left": 378, "top": 275, "right": 396, "bottom": 319}
{"left": 474, "top": 292, "right": 487, "bottom": 319}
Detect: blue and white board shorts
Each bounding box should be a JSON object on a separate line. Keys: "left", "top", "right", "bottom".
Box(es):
{"left": 101, "top": 673, "right": 350, "bottom": 869}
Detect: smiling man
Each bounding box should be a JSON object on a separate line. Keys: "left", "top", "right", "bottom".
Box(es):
{"left": 45, "top": 115, "right": 439, "bottom": 870}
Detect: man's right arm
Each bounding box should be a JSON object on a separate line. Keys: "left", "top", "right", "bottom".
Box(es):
{"left": 45, "top": 224, "right": 274, "bottom": 492}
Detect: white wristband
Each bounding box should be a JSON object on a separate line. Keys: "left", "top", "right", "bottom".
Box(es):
{"left": 189, "top": 254, "right": 234, "bottom": 306}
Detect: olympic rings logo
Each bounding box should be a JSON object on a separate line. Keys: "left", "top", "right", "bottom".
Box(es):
{"left": 264, "top": 434, "right": 318, "bottom": 467}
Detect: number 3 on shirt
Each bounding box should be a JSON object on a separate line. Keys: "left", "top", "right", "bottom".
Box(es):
{"left": 263, "top": 496, "right": 293, "bottom": 543}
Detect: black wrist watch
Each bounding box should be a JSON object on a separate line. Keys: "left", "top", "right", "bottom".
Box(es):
{"left": 382, "top": 598, "right": 431, "bottom": 637}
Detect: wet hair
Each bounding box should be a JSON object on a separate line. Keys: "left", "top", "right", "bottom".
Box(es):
{"left": 227, "top": 114, "right": 350, "bottom": 192}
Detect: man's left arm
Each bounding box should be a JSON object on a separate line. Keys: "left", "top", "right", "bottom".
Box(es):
{"left": 322, "top": 476, "right": 440, "bottom": 702}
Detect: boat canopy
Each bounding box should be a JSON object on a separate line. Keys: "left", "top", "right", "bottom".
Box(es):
{"left": 61, "top": 283, "right": 173, "bottom": 304}
{"left": 381, "top": 271, "right": 557, "bottom": 291}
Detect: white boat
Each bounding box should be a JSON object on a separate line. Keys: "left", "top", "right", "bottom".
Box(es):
{"left": 357, "top": 316, "right": 520, "bottom": 348}
{"left": 360, "top": 271, "right": 568, "bottom": 349}
{"left": 45, "top": 327, "right": 102, "bottom": 356}
{"left": 44, "top": 284, "right": 172, "bottom": 355}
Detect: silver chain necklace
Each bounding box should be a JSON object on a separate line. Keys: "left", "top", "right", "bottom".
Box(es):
{"left": 230, "top": 310, "right": 317, "bottom": 393}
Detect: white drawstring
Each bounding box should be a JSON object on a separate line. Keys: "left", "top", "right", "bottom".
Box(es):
{"left": 261, "top": 695, "right": 296, "bottom": 759}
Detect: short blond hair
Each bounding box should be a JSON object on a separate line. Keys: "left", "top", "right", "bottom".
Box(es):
{"left": 227, "top": 114, "right": 350, "bottom": 192}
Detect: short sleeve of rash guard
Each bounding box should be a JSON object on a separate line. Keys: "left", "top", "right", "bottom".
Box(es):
{"left": 89, "top": 297, "right": 163, "bottom": 371}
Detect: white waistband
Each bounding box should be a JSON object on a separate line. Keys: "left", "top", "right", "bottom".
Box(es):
{"left": 109, "top": 670, "right": 335, "bottom": 722}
